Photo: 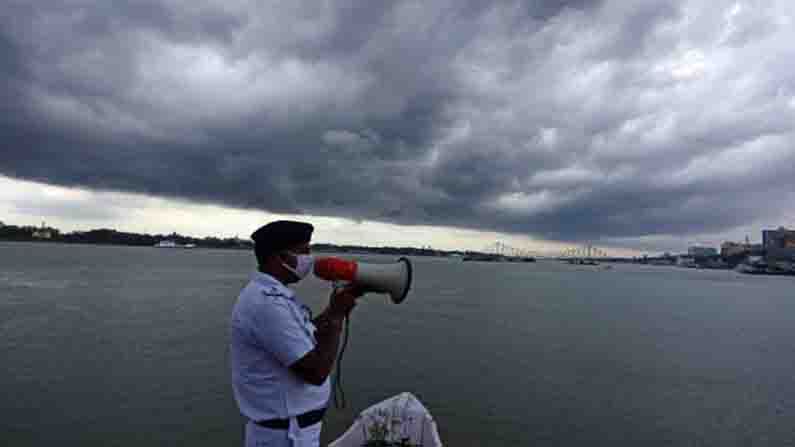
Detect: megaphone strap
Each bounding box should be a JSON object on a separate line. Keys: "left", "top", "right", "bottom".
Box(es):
{"left": 332, "top": 314, "right": 350, "bottom": 410}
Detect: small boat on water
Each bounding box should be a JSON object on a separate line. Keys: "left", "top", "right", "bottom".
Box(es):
{"left": 567, "top": 258, "right": 599, "bottom": 266}
{"left": 154, "top": 240, "right": 195, "bottom": 249}
{"left": 330, "top": 392, "right": 443, "bottom": 447}
{"left": 735, "top": 256, "right": 795, "bottom": 275}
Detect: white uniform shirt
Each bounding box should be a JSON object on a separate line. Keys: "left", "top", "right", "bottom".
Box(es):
{"left": 230, "top": 271, "right": 330, "bottom": 424}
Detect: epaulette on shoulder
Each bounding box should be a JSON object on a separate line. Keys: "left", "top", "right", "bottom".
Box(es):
{"left": 261, "top": 287, "right": 288, "bottom": 300}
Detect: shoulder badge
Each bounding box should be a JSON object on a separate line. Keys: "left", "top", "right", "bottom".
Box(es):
{"left": 261, "top": 286, "right": 286, "bottom": 299}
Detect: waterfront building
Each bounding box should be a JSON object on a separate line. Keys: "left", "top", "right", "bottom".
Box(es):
{"left": 720, "top": 242, "right": 749, "bottom": 257}
{"left": 762, "top": 227, "right": 795, "bottom": 248}
{"left": 32, "top": 229, "right": 52, "bottom": 239}
{"left": 32, "top": 222, "right": 55, "bottom": 239}
{"left": 762, "top": 227, "right": 795, "bottom": 262}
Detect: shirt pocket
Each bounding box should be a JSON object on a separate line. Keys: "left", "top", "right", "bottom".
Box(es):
{"left": 292, "top": 304, "right": 317, "bottom": 343}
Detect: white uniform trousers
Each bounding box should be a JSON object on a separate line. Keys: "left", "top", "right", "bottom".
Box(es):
{"left": 245, "top": 419, "right": 322, "bottom": 447}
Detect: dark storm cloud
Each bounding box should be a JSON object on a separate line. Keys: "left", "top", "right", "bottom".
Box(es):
{"left": 1, "top": 0, "right": 794, "bottom": 248}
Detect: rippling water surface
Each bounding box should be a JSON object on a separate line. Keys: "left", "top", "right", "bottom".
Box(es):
{"left": 2, "top": 242, "right": 794, "bottom": 446}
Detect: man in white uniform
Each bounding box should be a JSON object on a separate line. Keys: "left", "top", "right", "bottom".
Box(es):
{"left": 230, "top": 220, "right": 361, "bottom": 447}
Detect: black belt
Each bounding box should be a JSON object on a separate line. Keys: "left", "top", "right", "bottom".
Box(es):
{"left": 255, "top": 408, "right": 326, "bottom": 430}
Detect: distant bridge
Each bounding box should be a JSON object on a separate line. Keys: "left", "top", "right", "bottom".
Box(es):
{"left": 560, "top": 244, "right": 609, "bottom": 259}
{"left": 481, "top": 241, "right": 544, "bottom": 258}
{"left": 477, "top": 241, "right": 612, "bottom": 260}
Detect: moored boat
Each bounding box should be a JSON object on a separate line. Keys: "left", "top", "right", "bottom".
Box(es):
{"left": 154, "top": 240, "right": 196, "bottom": 249}
{"left": 330, "top": 392, "right": 442, "bottom": 447}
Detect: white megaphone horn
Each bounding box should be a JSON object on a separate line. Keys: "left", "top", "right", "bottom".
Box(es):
{"left": 314, "top": 257, "right": 413, "bottom": 304}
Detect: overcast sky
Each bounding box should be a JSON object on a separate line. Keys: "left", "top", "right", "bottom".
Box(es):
{"left": 2, "top": 0, "right": 794, "bottom": 254}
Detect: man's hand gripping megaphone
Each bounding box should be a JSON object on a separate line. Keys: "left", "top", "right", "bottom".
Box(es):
{"left": 327, "top": 283, "right": 363, "bottom": 319}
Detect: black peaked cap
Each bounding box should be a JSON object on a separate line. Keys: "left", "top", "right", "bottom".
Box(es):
{"left": 251, "top": 220, "right": 314, "bottom": 256}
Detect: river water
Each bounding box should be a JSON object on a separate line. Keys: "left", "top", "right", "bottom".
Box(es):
{"left": 2, "top": 242, "right": 794, "bottom": 446}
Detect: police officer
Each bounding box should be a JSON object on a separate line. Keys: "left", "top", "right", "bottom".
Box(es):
{"left": 230, "top": 220, "right": 361, "bottom": 447}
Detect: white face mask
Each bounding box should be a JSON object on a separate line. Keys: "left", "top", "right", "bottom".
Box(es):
{"left": 282, "top": 252, "right": 315, "bottom": 280}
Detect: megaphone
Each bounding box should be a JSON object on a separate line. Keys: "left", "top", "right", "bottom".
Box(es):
{"left": 314, "top": 257, "right": 413, "bottom": 304}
